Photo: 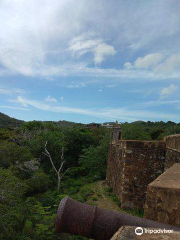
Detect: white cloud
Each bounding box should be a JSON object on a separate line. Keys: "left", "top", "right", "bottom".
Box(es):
{"left": 0, "top": 105, "right": 29, "bottom": 111}
{"left": 105, "top": 85, "right": 117, "bottom": 88}
{"left": 124, "top": 62, "right": 132, "bottom": 69}
{"left": 0, "top": 87, "right": 25, "bottom": 95}
{"left": 134, "top": 53, "right": 163, "bottom": 69}
{"left": 66, "top": 81, "right": 87, "bottom": 88}
{"left": 45, "top": 95, "right": 57, "bottom": 102}
{"left": 0, "top": 0, "right": 82, "bottom": 76}
{"left": 160, "top": 84, "right": 178, "bottom": 99}
{"left": 141, "top": 99, "right": 180, "bottom": 107}
{"left": 125, "top": 52, "right": 180, "bottom": 77}
{"left": 0, "top": 0, "right": 179, "bottom": 79}
{"left": 68, "top": 34, "right": 102, "bottom": 56}
{"left": 11, "top": 96, "right": 176, "bottom": 122}
{"left": 154, "top": 53, "right": 180, "bottom": 74}
{"left": 94, "top": 43, "right": 116, "bottom": 65}
{"left": 68, "top": 34, "right": 116, "bottom": 65}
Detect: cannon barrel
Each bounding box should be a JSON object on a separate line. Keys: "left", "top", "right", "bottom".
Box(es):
{"left": 55, "top": 197, "right": 180, "bottom": 240}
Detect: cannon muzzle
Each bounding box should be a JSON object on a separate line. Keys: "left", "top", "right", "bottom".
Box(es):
{"left": 55, "top": 197, "right": 180, "bottom": 240}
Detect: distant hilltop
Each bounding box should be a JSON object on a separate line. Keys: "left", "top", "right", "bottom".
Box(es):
{"left": 0, "top": 111, "right": 82, "bottom": 129}
{"left": 0, "top": 111, "right": 179, "bottom": 130}
{"left": 0, "top": 112, "right": 24, "bottom": 128}
{"left": 85, "top": 123, "right": 115, "bottom": 129}
{"left": 0, "top": 111, "right": 117, "bottom": 129}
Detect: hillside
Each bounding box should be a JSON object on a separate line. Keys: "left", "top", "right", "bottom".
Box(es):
{"left": 0, "top": 112, "right": 83, "bottom": 129}
{"left": 0, "top": 112, "right": 24, "bottom": 128}
{"left": 53, "top": 120, "right": 83, "bottom": 128}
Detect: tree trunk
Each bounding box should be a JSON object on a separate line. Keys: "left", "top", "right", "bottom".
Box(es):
{"left": 57, "top": 174, "right": 61, "bottom": 193}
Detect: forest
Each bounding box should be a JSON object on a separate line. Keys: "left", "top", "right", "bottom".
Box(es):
{"left": 1, "top": 116, "right": 180, "bottom": 240}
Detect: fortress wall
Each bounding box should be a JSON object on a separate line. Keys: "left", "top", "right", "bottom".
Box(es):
{"left": 106, "top": 140, "right": 166, "bottom": 209}
{"left": 165, "top": 134, "right": 180, "bottom": 170}
{"left": 106, "top": 143, "right": 123, "bottom": 199}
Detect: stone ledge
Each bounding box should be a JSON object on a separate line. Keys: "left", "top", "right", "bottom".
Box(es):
{"left": 148, "top": 163, "right": 180, "bottom": 190}
{"left": 144, "top": 164, "right": 180, "bottom": 226}
{"left": 111, "top": 226, "right": 180, "bottom": 240}
{"left": 165, "top": 134, "right": 180, "bottom": 153}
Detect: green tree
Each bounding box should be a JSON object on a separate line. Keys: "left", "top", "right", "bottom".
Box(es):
{"left": 0, "top": 168, "right": 27, "bottom": 240}
{"left": 80, "top": 132, "right": 110, "bottom": 180}
{"left": 0, "top": 142, "right": 34, "bottom": 169}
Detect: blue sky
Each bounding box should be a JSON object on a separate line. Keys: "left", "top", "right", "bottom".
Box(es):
{"left": 0, "top": 0, "right": 180, "bottom": 123}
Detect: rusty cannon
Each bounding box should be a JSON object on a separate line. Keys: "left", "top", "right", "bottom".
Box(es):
{"left": 55, "top": 197, "right": 180, "bottom": 240}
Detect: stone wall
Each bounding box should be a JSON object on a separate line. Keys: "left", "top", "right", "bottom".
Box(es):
{"left": 106, "top": 140, "right": 166, "bottom": 209}
{"left": 144, "top": 163, "right": 180, "bottom": 227}
{"left": 106, "top": 144, "right": 123, "bottom": 198}
{"left": 165, "top": 134, "right": 180, "bottom": 170}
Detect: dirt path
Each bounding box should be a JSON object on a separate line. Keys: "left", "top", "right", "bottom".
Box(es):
{"left": 89, "top": 181, "right": 122, "bottom": 211}
{"left": 96, "top": 181, "right": 114, "bottom": 209}
{"left": 82, "top": 181, "right": 141, "bottom": 216}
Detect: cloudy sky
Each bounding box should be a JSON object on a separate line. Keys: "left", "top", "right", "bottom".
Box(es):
{"left": 0, "top": 0, "right": 180, "bottom": 123}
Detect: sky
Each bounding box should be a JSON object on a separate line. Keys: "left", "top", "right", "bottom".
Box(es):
{"left": 0, "top": 0, "right": 180, "bottom": 123}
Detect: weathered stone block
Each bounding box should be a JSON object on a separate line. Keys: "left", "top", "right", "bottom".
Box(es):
{"left": 165, "top": 134, "right": 180, "bottom": 169}
{"left": 144, "top": 163, "right": 180, "bottom": 227}
{"left": 111, "top": 226, "right": 180, "bottom": 240}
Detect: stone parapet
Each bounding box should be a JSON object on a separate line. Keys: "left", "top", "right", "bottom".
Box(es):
{"left": 165, "top": 134, "right": 180, "bottom": 169}
{"left": 165, "top": 134, "right": 180, "bottom": 152}
{"left": 144, "top": 163, "right": 180, "bottom": 227}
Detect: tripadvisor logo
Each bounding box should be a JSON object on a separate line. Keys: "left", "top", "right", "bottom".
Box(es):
{"left": 135, "top": 227, "right": 143, "bottom": 235}
{"left": 135, "top": 227, "right": 173, "bottom": 235}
